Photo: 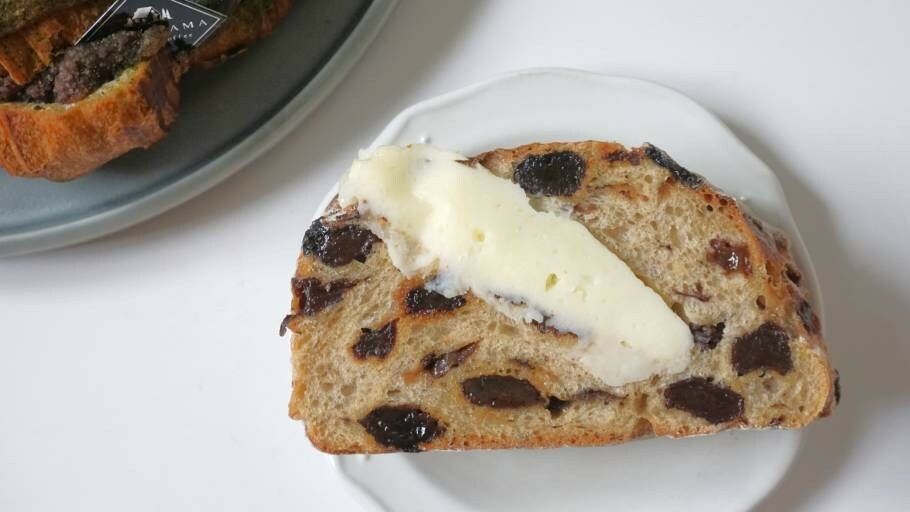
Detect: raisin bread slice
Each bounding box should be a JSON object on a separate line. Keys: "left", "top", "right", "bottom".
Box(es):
{"left": 283, "top": 141, "right": 838, "bottom": 453}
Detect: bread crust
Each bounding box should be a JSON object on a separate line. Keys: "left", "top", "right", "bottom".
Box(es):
{"left": 0, "top": 49, "right": 181, "bottom": 181}
{"left": 285, "top": 141, "right": 838, "bottom": 454}
{"left": 191, "top": 0, "right": 295, "bottom": 66}
{"left": 0, "top": 0, "right": 294, "bottom": 181}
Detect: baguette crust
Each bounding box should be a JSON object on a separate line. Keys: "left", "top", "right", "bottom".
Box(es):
{"left": 285, "top": 141, "right": 838, "bottom": 454}
{"left": 0, "top": 48, "right": 181, "bottom": 181}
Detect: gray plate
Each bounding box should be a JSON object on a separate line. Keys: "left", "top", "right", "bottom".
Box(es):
{"left": 0, "top": 0, "right": 397, "bottom": 257}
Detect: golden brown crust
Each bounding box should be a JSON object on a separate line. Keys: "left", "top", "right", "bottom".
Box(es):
{"left": 0, "top": 49, "right": 181, "bottom": 181}
{"left": 0, "top": 0, "right": 294, "bottom": 181}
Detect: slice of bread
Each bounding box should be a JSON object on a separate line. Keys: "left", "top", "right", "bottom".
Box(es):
{"left": 283, "top": 141, "right": 838, "bottom": 454}
{"left": 190, "top": 0, "right": 295, "bottom": 67}
{"left": 0, "top": 46, "right": 181, "bottom": 181}
{"left": 0, "top": 0, "right": 293, "bottom": 181}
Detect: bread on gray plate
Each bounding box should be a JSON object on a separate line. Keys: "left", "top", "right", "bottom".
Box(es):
{"left": 0, "top": 0, "right": 293, "bottom": 181}
{"left": 282, "top": 141, "right": 838, "bottom": 453}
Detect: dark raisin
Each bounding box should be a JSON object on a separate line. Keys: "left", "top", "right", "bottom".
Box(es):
{"left": 690, "top": 322, "right": 725, "bottom": 350}
{"left": 643, "top": 144, "right": 703, "bottom": 188}
{"left": 279, "top": 314, "right": 295, "bottom": 336}
{"left": 796, "top": 298, "right": 820, "bottom": 334}
{"left": 664, "top": 377, "right": 744, "bottom": 423}
{"left": 461, "top": 375, "right": 544, "bottom": 408}
{"left": 707, "top": 238, "right": 752, "bottom": 275}
{"left": 302, "top": 219, "right": 378, "bottom": 267}
{"left": 352, "top": 321, "right": 397, "bottom": 360}
{"left": 785, "top": 265, "right": 802, "bottom": 285}
{"left": 292, "top": 278, "right": 356, "bottom": 315}
{"left": 756, "top": 296, "right": 767, "bottom": 310}
{"left": 545, "top": 396, "right": 571, "bottom": 418}
{"left": 732, "top": 322, "right": 793, "bottom": 375}
{"left": 421, "top": 342, "right": 478, "bottom": 377}
{"left": 359, "top": 405, "right": 444, "bottom": 452}
{"left": 514, "top": 151, "right": 586, "bottom": 196}
{"left": 405, "top": 287, "right": 467, "bottom": 314}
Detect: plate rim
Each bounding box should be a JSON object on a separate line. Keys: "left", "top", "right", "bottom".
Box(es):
{"left": 315, "top": 67, "right": 822, "bottom": 512}
{"left": 0, "top": 0, "right": 399, "bottom": 258}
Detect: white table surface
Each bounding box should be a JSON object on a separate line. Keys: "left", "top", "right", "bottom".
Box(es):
{"left": 2, "top": 1, "right": 908, "bottom": 510}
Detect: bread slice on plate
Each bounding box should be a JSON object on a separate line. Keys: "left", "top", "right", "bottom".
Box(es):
{"left": 0, "top": 0, "right": 293, "bottom": 181}
{"left": 282, "top": 141, "right": 838, "bottom": 454}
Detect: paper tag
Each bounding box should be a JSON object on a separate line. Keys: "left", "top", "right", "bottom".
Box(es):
{"left": 77, "top": 0, "right": 228, "bottom": 48}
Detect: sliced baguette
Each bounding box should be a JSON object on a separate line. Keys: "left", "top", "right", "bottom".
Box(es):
{"left": 283, "top": 141, "right": 838, "bottom": 453}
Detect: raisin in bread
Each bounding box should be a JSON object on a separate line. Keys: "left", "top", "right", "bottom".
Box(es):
{"left": 283, "top": 141, "right": 838, "bottom": 453}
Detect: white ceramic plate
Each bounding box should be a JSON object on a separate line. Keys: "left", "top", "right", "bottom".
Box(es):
{"left": 314, "top": 68, "right": 823, "bottom": 512}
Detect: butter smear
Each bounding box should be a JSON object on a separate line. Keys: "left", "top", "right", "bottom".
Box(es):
{"left": 338, "top": 145, "right": 692, "bottom": 386}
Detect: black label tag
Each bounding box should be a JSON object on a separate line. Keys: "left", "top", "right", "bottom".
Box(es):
{"left": 77, "top": 0, "right": 228, "bottom": 48}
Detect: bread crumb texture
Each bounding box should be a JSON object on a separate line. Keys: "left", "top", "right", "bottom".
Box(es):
{"left": 283, "top": 141, "right": 838, "bottom": 453}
